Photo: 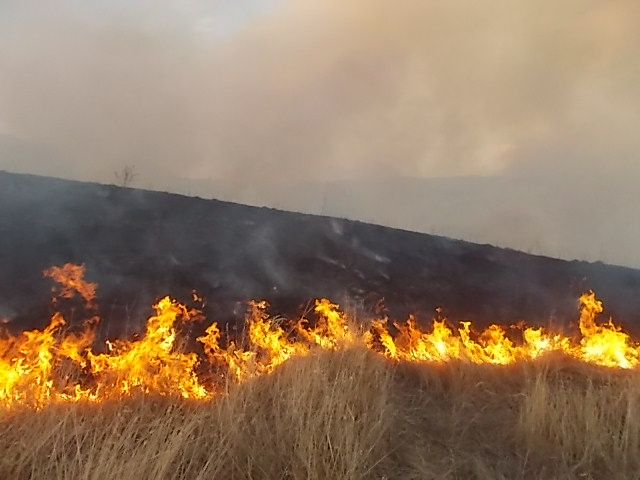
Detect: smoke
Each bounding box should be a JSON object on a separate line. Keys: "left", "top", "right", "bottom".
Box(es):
{"left": 1, "top": 1, "right": 639, "bottom": 264}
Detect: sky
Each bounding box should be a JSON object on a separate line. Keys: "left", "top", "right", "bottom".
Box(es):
{"left": 0, "top": 1, "right": 639, "bottom": 266}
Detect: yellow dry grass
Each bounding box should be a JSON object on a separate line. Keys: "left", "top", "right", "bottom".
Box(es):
{"left": 1, "top": 348, "right": 639, "bottom": 479}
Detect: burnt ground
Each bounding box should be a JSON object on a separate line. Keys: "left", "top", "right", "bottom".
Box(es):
{"left": 1, "top": 170, "right": 640, "bottom": 340}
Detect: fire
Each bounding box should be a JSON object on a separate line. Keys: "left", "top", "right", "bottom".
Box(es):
{"left": 86, "top": 297, "right": 209, "bottom": 400}
{"left": 366, "top": 292, "right": 640, "bottom": 368}
{"left": 1, "top": 264, "right": 640, "bottom": 410}
{"left": 577, "top": 292, "right": 639, "bottom": 368}
{"left": 43, "top": 263, "right": 97, "bottom": 304}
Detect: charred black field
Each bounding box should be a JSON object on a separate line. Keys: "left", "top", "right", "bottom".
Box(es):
{"left": 2, "top": 169, "right": 640, "bottom": 334}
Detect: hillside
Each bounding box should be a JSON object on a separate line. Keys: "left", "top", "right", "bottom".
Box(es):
{"left": 1, "top": 170, "right": 640, "bottom": 336}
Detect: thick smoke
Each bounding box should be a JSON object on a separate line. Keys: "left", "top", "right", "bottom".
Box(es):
{"left": 1, "top": 1, "right": 639, "bottom": 265}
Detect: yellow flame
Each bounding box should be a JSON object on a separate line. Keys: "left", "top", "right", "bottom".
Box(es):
{"left": 2, "top": 265, "right": 640, "bottom": 410}
{"left": 87, "top": 297, "right": 208, "bottom": 400}
{"left": 577, "top": 292, "right": 639, "bottom": 368}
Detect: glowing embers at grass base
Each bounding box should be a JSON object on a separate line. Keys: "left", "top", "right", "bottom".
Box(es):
{"left": 1, "top": 264, "right": 640, "bottom": 409}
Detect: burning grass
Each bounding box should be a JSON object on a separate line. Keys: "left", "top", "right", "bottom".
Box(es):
{"left": 2, "top": 350, "right": 640, "bottom": 479}
{"left": 3, "top": 264, "right": 640, "bottom": 410}
{"left": 3, "top": 264, "right": 640, "bottom": 478}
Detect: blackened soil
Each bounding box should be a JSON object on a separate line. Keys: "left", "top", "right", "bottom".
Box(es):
{"left": 1, "top": 170, "right": 640, "bottom": 340}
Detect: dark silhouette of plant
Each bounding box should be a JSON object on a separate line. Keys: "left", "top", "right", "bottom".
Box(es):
{"left": 114, "top": 165, "right": 137, "bottom": 188}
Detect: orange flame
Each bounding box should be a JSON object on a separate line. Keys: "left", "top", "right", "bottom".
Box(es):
{"left": 1, "top": 264, "right": 640, "bottom": 410}
{"left": 86, "top": 297, "right": 208, "bottom": 399}
{"left": 43, "top": 263, "right": 97, "bottom": 304}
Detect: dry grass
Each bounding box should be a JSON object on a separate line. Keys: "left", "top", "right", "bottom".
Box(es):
{"left": 2, "top": 349, "right": 640, "bottom": 479}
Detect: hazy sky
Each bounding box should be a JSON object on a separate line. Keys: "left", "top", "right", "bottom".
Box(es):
{"left": 1, "top": 1, "right": 639, "bottom": 266}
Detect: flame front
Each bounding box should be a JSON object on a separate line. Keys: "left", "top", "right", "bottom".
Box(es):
{"left": 86, "top": 297, "right": 208, "bottom": 399}
{"left": 1, "top": 264, "right": 640, "bottom": 410}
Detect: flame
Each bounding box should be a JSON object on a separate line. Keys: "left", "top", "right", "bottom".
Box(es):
{"left": 297, "top": 299, "right": 354, "bottom": 348}
{"left": 366, "top": 292, "right": 639, "bottom": 368}
{"left": 43, "top": 263, "right": 97, "bottom": 304}
{"left": 2, "top": 264, "right": 640, "bottom": 410}
{"left": 577, "top": 292, "right": 639, "bottom": 368}
{"left": 86, "top": 297, "right": 209, "bottom": 399}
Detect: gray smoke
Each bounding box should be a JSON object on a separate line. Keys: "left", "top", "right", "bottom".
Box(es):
{"left": 1, "top": 1, "right": 639, "bottom": 265}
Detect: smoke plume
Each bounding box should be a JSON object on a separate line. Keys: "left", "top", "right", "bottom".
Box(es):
{"left": 1, "top": 0, "right": 639, "bottom": 265}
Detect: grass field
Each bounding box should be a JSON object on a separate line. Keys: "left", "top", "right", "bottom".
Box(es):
{"left": 2, "top": 347, "right": 639, "bottom": 480}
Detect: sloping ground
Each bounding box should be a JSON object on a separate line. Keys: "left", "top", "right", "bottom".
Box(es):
{"left": 1, "top": 170, "right": 640, "bottom": 336}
